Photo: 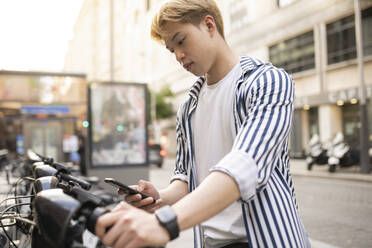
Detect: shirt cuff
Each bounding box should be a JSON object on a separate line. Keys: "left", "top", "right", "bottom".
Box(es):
{"left": 170, "top": 173, "right": 188, "bottom": 184}
{"left": 210, "top": 150, "right": 258, "bottom": 202}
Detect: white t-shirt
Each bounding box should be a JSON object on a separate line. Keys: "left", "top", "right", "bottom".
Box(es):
{"left": 192, "top": 63, "right": 247, "bottom": 242}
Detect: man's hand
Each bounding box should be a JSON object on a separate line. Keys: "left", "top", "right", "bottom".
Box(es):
{"left": 119, "top": 180, "right": 162, "bottom": 213}
{"left": 95, "top": 201, "right": 170, "bottom": 248}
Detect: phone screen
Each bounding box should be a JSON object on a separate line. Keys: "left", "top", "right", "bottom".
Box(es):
{"left": 104, "top": 178, "right": 150, "bottom": 199}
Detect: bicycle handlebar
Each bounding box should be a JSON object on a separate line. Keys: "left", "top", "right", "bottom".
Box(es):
{"left": 34, "top": 164, "right": 91, "bottom": 190}
{"left": 33, "top": 188, "right": 163, "bottom": 248}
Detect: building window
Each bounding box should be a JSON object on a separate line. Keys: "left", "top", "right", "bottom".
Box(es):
{"left": 229, "top": 0, "right": 250, "bottom": 32}
{"left": 327, "top": 15, "right": 356, "bottom": 64}
{"left": 368, "top": 99, "right": 372, "bottom": 143}
{"left": 327, "top": 7, "right": 372, "bottom": 65}
{"left": 269, "top": 30, "right": 315, "bottom": 74}
{"left": 277, "top": 0, "right": 298, "bottom": 8}
{"left": 309, "top": 107, "right": 319, "bottom": 138}
{"left": 290, "top": 109, "right": 304, "bottom": 158}
{"left": 363, "top": 7, "right": 372, "bottom": 56}
{"left": 342, "top": 103, "right": 360, "bottom": 146}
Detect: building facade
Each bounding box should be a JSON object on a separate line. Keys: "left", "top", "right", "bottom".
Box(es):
{"left": 65, "top": 0, "right": 372, "bottom": 157}
{"left": 229, "top": 0, "right": 372, "bottom": 157}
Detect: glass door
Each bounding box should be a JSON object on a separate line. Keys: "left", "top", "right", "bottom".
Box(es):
{"left": 290, "top": 109, "right": 303, "bottom": 158}
{"left": 24, "top": 121, "right": 62, "bottom": 162}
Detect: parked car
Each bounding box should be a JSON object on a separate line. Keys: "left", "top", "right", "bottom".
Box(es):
{"left": 148, "top": 143, "right": 165, "bottom": 168}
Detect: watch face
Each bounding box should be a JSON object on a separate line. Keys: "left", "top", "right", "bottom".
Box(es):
{"left": 157, "top": 206, "right": 177, "bottom": 223}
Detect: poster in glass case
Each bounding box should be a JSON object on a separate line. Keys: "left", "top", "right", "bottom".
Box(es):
{"left": 88, "top": 82, "right": 148, "bottom": 167}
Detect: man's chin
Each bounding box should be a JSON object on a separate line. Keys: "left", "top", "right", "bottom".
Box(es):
{"left": 190, "top": 70, "right": 204, "bottom": 77}
{"left": 183, "top": 66, "right": 205, "bottom": 77}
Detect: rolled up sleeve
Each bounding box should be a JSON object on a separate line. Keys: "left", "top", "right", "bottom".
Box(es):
{"left": 171, "top": 105, "right": 189, "bottom": 184}
{"left": 210, "top": 150, "right": 258, "bottom": 201}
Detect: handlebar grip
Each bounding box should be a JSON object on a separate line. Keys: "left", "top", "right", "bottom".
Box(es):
{"left": 86, "top": 207, "right": 108, "bottom": 234}
{"left": 53, "top": 162, "right": 71, "bottom": 173}
{"left": 34, "top": 151, "right": 54, "bottom": 165}
{"left": 42, "top": 157, "right": 54, "bottom": 165}
{"left": 59, "top": 173, "right": 91, "bottom": 190}
{"left": 86, "top": 208, "right": 164, "bottom": 248}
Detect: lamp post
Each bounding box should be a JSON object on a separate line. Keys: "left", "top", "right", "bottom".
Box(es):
{"left": 110, "top": 0, "right": 114, "bottom": 81}
{"left": 354, "top": 0, "right": 370, "bottom": 173}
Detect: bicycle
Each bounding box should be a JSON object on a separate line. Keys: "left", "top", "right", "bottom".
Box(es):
{"left": 0, "top": 151, "right": 116, "bottom": 248}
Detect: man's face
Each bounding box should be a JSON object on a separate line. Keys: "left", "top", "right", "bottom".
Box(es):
{"left": 162, "top": 20, "right": 216, "bottom": 77}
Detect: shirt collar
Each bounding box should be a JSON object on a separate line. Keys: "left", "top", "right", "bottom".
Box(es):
{"left": 187, "top": 56, "right": 264, "bottom": 100}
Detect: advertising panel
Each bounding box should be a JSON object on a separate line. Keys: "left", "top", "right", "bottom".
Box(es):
{"left": 88, "top": 82, "right": 148, "bottom": 167}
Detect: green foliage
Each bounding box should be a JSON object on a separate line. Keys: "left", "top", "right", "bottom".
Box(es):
{"left": 147, "top": 85, "right": 175, "bottom": 123}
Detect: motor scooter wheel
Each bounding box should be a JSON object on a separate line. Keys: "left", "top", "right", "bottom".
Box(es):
{"left": 306, "top": 157, "right": 313, "bottom": 171}
{"left": 329, "top": 164, "right": 336, "bottom": 173}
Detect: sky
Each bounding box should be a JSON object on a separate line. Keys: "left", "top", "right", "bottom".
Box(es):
{"left": 0, "top": 0, "right": 84, "bottom": 71}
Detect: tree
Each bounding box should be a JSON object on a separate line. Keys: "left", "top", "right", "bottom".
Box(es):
{"left": 147, "top": 85, "right": 175, "bottom": 123}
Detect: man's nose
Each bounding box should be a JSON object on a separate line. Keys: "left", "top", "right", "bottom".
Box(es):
{"left": 175, "top": 49, "right": 185, "bottom": 64}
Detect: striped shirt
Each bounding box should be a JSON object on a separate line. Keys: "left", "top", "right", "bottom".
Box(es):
{"left": 172, "top": 56, "right": 311, "bottom": 248}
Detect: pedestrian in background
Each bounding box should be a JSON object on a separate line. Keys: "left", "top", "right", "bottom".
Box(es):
{"left": 77, "top": 131, "right": 87, "bottom": 176}
{"left": 96, "top": 0, "right": 311, "bottom": 247}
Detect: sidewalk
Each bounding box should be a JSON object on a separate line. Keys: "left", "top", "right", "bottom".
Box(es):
{"left": 290, "top": 159, "right": 372, "bottom": 183}
{"left": 163, "top": 157, "right": 372, "bottom": 183}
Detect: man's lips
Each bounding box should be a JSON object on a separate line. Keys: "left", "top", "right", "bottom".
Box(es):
{"left": 183, "top": 62, "right": 193, "bottom": 71}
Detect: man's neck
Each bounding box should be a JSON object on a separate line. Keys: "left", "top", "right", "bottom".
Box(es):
{"left": 205, "top": 43, "right": 239, "bottom": 85}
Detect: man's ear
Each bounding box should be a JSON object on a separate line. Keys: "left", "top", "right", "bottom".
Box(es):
{"left": 202, "top": 15, "right": 216, "bottom": 37}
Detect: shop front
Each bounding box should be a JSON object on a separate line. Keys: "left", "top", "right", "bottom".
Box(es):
{"left": 0, "top": 70, "right": 87, "bottom": 163}
{"left": 292, "top": 84, "right": 372, "bottom": 157}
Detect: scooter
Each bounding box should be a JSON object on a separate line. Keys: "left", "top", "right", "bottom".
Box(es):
{"left": 306, "top": 134, "right": 329, "bottom": 171}
{"left": 327, "top": 132, "right": 360, "bottom": 173}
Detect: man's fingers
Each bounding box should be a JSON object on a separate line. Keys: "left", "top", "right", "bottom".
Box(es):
{"left": 95, "top": 210, "right": 122, "bottom": 238}
{"left": 124, "top": 238, "right": 145, "bottom": 248}
{"left": 125, "top": 193, "right": 142, "bottom": 202}
{"left": 142, "top": 197, "right": 156, "bottom": 205}
{"left": 101, "top": 210, "right": 134, "bottom": 247}
{"left": 111, "top": 201, "right": 133, "bottom": 212}
{"left": 142, "top": 199, "right": 162, "bottom": 212}
{"left": 113, "top": 230, "right": 137, "bottom": 248}
{"left": 130, "top": 196, "right": 155, "bottom": 208}
{"left": 117, "top": 184, "right": 139, "bottom": 195}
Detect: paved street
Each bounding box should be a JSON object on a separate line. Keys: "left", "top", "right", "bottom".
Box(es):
{"left": 150, "top": 158, "right": 372, "bottom": 248}
{"left": 294, "top": 176, "right": 372, "bottom": 248}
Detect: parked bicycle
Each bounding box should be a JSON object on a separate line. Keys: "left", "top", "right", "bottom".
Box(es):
{"left": 0, "top": 150, "right": 120, "bottom": 248}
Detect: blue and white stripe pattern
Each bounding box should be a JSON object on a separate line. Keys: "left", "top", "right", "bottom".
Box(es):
{"left": 172, "top": 56, "right": 310, "bottom": 248}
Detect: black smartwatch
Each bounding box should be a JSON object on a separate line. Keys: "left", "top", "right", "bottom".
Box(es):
{"left": 154, "top": 205, "right": 179, "bottom": 241}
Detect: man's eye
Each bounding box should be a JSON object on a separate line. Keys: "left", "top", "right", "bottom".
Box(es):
{"left": 178, "top": 38, "right": 185, "bottom": 46}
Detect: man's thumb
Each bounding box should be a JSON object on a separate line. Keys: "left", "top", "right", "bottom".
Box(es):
{"left": 137, "top": 180, "right": 147, "bottom": 192}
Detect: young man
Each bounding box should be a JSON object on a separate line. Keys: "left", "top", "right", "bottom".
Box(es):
{"left": 96, "top": 0, "right": 311, "bottom": 247}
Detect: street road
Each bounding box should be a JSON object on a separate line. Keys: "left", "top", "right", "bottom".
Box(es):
{"left": 294, "top": 176, "right": 372, "bottom": 248}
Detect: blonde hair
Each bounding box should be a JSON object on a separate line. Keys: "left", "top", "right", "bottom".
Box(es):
{"left": 151, "top": 0, "right": 225, "bottom": 42}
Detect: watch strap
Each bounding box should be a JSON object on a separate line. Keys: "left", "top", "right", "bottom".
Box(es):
{"left": 155, "top": 205, "right": 179, "bottom": 240}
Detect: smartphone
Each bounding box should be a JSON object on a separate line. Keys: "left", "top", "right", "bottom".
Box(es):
{"left": 104, "top": 177, "right": 150, "bottom": 200}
